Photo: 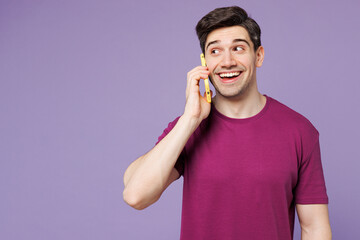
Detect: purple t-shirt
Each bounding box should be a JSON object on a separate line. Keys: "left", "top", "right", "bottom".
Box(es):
{"left": 157, "top": 95, "right": 328, "bottom": 240}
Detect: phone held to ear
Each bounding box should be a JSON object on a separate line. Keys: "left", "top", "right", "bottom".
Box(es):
{"left": 200, "top": 53, "right": 212, "bottom": 103}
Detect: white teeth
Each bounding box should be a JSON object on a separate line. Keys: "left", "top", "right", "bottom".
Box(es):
{"left": 219, "top": 72, "right": 241, "bottom": 78}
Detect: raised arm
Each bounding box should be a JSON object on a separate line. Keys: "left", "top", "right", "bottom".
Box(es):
{"left": 123, "top": 66, "right": 211, "bottom": 210}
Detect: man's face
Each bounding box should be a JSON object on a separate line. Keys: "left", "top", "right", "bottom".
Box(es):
{"left": 204, "top": 26, "right": 264, "bottom": 99}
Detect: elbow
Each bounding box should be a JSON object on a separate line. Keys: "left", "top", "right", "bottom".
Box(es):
{"left": 123, "top": 188, "right": 152, "bottom": 210}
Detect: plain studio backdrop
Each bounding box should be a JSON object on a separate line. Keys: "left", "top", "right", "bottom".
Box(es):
{"left": 1, "top": 0, "right": 359, "bottom": 239}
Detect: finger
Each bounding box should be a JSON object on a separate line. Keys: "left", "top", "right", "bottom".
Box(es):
{"left": 188, "top": 76, "right": 208, "bottom": 98}
{"left": 187, "top": 70, "right": 209, "bottom": 83}
{"left": 188, "top": 66, "right": 208, "bottom": 75}
{"left": 188, "top": 70, "right": 210, "bottom": 82}
{"left": 186, "top": 67, "right": 209, "bottom": 98}
{"left": 187, "top": 69, "right": 209, "bottom": 84}
{"left": 187, "top": 71, "right": 209, "bottom": 96}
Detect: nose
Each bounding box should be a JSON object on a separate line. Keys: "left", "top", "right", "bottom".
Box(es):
{"left": 220, "top": 51, "right": 236, "bottom": 68}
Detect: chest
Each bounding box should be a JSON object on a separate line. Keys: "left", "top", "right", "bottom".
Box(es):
{"left": 184, "top": 122, "right": 299, "bottom": 193}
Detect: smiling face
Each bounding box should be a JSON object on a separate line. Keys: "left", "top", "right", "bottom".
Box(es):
{"left": 204, "top": 26, "right": 264, "bottom": 100}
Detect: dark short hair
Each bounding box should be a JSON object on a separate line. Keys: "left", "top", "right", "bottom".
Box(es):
{"left": 196, "top": 6, "right": 261, "bottom": 53}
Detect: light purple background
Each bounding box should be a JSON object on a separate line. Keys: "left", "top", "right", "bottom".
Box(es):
{"left": 1, "top": 0, "right": 359, "bottom": 239}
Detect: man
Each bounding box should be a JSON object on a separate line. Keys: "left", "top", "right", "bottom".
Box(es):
{"left": 123, "top": 6, "right": 331, "bottom": 240}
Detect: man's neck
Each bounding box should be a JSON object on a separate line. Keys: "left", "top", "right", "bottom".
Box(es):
{"left": 213, "top": 89, "right": 266, "bottom": 119}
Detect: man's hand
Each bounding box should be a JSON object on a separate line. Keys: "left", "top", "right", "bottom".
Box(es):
{"left": 183, "top": 66, "right": 212, "bottom": 128}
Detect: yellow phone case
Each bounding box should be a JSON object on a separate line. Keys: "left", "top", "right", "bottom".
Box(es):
{"left": 200, "top": 53, "right": 211, "bottom": 103}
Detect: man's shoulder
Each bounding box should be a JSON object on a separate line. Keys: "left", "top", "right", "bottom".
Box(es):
{"left": 267, "top": 96, "right": 319, "bottom": 136}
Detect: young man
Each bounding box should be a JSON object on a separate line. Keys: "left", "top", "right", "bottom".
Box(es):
{"left": 123, "top": 6, "right": 332, "bottom": 240}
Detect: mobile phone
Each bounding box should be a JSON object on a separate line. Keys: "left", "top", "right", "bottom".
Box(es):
{"left": 200, "top": 53, "right": 212, "bottom": 103}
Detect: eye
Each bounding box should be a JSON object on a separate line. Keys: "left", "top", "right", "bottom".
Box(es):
{"left": 211, "top": 49, "right": 220, "bottom": 54}
{"left": 234, "top": 46, "right": 244, "bottom": 51}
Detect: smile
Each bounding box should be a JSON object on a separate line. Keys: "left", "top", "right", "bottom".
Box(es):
{"left": 217, "top": 71, "right": 242, "bottom": 83}
{"left": 219, "top": 71, "right": 241, "bottom": 78}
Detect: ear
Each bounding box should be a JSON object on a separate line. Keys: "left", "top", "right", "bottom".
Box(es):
{"left": 255, "top": 46, "right": 264, "bottom": 67}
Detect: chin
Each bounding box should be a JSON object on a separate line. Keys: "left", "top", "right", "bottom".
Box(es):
{"left": 215, "top": 89, "right": 244, "bottom": 99}
{"left": 214, "top": 82, "right": 250, "bottom": 99}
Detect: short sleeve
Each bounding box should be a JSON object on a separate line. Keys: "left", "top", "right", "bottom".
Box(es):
{"left": 294, "top": 137, "right": 329, "bottom": 204}
{"left": 155, "top": 117, "right": 185, "bottom": 177}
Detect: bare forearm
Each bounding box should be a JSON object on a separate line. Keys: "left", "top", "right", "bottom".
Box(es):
{"left": 123, "top": 115, "right": 198, "bottom": 209}
{"left": 301, "top": 225, "right": 332, "bottom": 240}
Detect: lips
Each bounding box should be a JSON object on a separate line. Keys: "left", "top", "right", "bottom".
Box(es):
{"left": 216, "top": 71, "right": 243, "bottom": 83}
{"left": 219, "top": 71, "right": 241, "bottom": 78}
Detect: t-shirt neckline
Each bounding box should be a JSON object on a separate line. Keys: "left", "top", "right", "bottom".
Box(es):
{"left": 211, "top": 94, "right": 272, "bottom": 123}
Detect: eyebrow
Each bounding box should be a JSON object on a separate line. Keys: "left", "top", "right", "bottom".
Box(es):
{"left": 205, "top": 38, "right": 251, "bottom": 51}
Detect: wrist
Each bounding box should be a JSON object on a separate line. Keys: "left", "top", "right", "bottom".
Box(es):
{"left": 178, "top": 114, "right": 201, "bottom": 134}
